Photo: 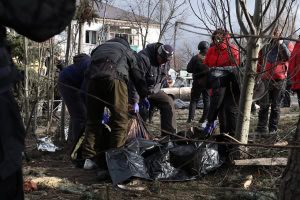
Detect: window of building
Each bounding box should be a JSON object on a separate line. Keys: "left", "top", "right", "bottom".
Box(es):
{"left": 109, "top": 26, "right": 139, "bottom": 46}
{"left": 85, "top": 30, "right": 97, "bottom": 44}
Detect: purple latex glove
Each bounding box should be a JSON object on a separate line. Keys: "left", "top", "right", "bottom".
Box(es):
{"left": 203, "top": 121, "right": 217, "bottom": 136}
{"left": 101, "top": 112, "right": 109, "bottom": 125}
{"left": 140, "top": 98, "right": 150, "bottom": 111}
{"left": 133, "top": 103, "right": 139, "bottom": 113}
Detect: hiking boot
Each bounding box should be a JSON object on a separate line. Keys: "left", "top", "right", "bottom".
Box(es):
{"left": 269, "top": 130, "right": 277, "bottom": 136}
{"left": 254, "top": 128, "right": 268, "bottom": 138}
{"left": 83, "top": 159, "right": 98, "bottom": 170}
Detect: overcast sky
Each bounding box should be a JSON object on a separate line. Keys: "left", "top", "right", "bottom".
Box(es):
{"left": 114, "top": 0, "right": 300, "bottom": 50}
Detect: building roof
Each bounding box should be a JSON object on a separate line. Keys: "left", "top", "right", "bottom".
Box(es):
{"left": 95, "top": 3, "right": 159, "bottom": 25}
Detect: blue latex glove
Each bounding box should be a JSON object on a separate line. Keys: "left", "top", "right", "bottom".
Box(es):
{"left": 133, "top": 103, "right": 139, "bottom": 113}
{"left": 203, "top": 121, "right": 217, "bottom": 136}
{"left": 140, "top": 98, "right": 150, "bottom": 111}
{"left": 101, "top": 112, "right": 109, "bottom": 125}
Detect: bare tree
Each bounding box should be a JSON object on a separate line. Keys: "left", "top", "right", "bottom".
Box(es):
{"left": 156, "top": 0, "right": 188, "bottom": 42}
{"left": 125, "top": 0, "right": 160, "bottom": 48}
{"left": 279, "top": 118, "right": 300, "bottom": 199}
{"left": 125, "top": 0, "right": 187, "bottom": 48}
{"left": 23, "top": 37, "right": 30, "bottom": 125}
{"left": 75, "top": 0, "right": 99, "bottom": 53}
{"left": 171, "top": 41, "right": 196, "bottom": 71}
{"left": 188, "top": 0, "right": 296, "bottom": 147}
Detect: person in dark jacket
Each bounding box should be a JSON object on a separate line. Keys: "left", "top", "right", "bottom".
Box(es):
{"left": 186, "top": 41, "right": 211, "bottom": 123}
{"left": 57, "top": 54, "right": 90, "bottom": 141}
{"left": 0, "top": 0, "right": 75, "bottom": 199}
{"left": 191, "top": 64, "right": 240, "bottom": 136}
{"left": 82, "top": 37, "right": 149, "bottom": 169}
{"left": 203, "top": 28, "right": 240, "bottom": 135}
{"left": 137, "top": 43, "right": 177, "bottom": 136}
{"left": 256, "top": 28, "right": 291, "bottom": 135}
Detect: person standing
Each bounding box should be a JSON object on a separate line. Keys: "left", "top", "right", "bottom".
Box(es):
{"left": 256, "top": 28, "right": 290, "bottom": 135}
{"left": 57, "top": 54, "right": 90, "bottom": 141}
{"left": 138, "top": 43, "right": 177, "bottom": 136}
{"left": 186, "top": 41, "right": 211, "bottom": 123}
{"left": 0, "top": 0, "right": 75, "bottom": 199}
{"left": 82, "top": 37, "right": 149, "bottom": 169}
{"left": 203, "top": 28, "right": 239, "bottom": 136}
{"left": 288, "top": 35, "right": 300, "bottom": 107}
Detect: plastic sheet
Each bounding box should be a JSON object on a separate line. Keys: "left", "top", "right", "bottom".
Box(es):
{"left": 174, "top": 99, "right": 189, "bottom": 109}
{"left": 64, "top": 126, "right": 69, "bottom": 141}
{"left": 106, "top": 136, "right": 225, "bottom": 184}
{"left": 37, "top": 137, "right": 60, "bottom": 152}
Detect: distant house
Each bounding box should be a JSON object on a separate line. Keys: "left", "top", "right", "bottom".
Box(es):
{"left": 56, "top": 4, "right": 160, "bottom": 56}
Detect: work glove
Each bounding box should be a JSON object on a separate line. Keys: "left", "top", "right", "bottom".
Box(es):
{"left": 101, "top": 112, "right": 110, "bottom": 125}
{"left": 133, "top": 103, "right": 139, "bottom": 113}
{"left": 203, "top": 121, "right": 217, "bottom": 137}
{"left": 140, "top": 98, "right": 150, "bottom": 111}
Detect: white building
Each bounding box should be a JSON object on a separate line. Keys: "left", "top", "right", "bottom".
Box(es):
{"left": 56, "top": 4, "right": 160, "bottom": 56}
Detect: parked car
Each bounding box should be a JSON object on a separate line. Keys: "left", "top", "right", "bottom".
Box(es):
{"left": 161, "top": 77, "right": 192, "bottom": 101}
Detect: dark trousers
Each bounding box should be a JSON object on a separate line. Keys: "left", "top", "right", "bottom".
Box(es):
{"left": 257, "top": 79, "right": 284, "bottom": 132}
{"left": 188, "top": 81, "right": 210, "bottom": 122}
{"left": 145, "top": 90, "right": 177, "bottom": 136}
{"left": 82, "top": 79, "right": 128, "bottom": 159}
{"left": 221, "top": 93, "right": 239, "bottom": 136}
{"left": 57, "top": 80, "right": 87, "bottom": 140}
{"left": 0, "top": 168, "right": 24, "bottom": 200}
{"left": 208, "top": 87, "right": 239, "bottom": 136}
{"left": 296, "top": 90, "right": 300, "bottom": 107}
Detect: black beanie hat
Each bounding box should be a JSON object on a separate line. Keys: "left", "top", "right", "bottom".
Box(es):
{"left": 193, "top": 64, "right": 210, "bottom": 79}
{"left": 157, "top": 44, "right": 174, "bottom": 61}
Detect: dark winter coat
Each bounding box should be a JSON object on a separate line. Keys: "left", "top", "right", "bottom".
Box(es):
{"left": 186, "top": 53, "right": 205, "bottom": 79}
{"left": 0, "top": 0, "right": 75, "bottom": 42}
{"left": 59, "top": 57, "right": 90, "bottom": 89}
{"left": 85, "top": 37, "right": 148, "bottom": 99}
{"left": 138, "top": 43, "right": 170, "bottom": 94}
{"left": 0, "top": 0, "right": 76, "bottom": 180}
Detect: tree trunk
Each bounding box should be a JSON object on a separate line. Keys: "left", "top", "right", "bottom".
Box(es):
{"left": 78, "top": 22, "right": 83, "bottom": 54}
{"left": 46, "top": 39, "right": 55, "bottom": 134}
{"left": 235, "top": 38, "right": 261, "bottom": 145}
{"left": 279, "top": 118, "right": 300, "bottom": 199}
{"left": 23, "top": 37, "right": 30, "bottom": 126}
{"left": 60, "top": 24, "right": 72, "bottom": 142}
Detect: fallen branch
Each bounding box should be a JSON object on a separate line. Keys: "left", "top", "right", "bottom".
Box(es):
{"left": 234, "top": 158, "right": 287, "bottom": 166}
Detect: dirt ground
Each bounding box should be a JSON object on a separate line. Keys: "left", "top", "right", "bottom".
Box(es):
{"left": 23, "top": 105, "right": 299, "bottom": 200}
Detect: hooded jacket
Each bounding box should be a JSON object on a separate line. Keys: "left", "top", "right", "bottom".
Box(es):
{"left": 85, "top": 37, "right": 148, "bottom": 99}
{"left": 59, "top": 54, "right": 90, "bottom": 89}
{"left": 289, "top": 41, "right": 300, "bottom": 90}
{"left": 186, "top": 52, "right": 206, "bottom": 79}
{"left": 138, "top": 43, "right": 170, "bottom": 94}
{"left": 257, "top": 41, "right": 290, "bottom": 80}
{"left": 204, "top": 34, "right": 239, "bottom": 67}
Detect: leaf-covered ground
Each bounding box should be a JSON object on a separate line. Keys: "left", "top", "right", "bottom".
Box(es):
{"left": 23, "top": 106, "right": 299, "bottom": 200}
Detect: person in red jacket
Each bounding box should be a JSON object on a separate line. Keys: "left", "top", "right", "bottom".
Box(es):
{"left": 203, "top": 28, "right": 239, "bottom": 136}
{"left": 289, "top": 35, "right": 300, "bottom": 107}
{"left": 256, "top": 28, "right": 290, "bottom": 135}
